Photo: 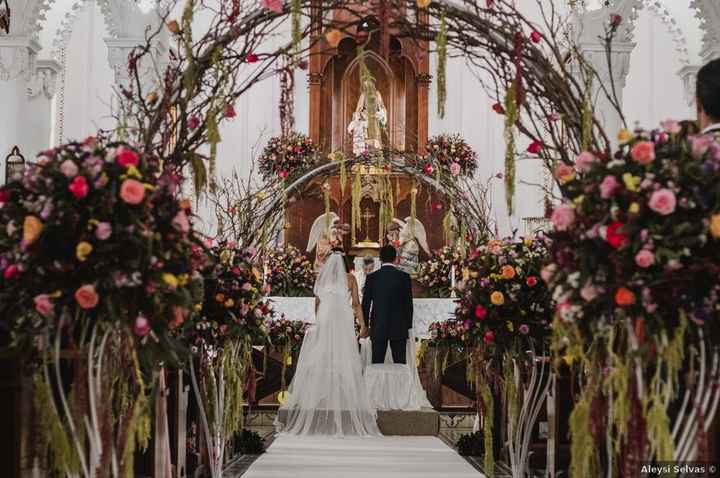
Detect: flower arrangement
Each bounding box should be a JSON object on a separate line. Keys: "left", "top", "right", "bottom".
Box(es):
{"left": 0, "top": 138, "right": 207, "bottom": 349}
{"left": 185, "top": 245, "right": 272, "bottom": 350}
{"left": 545, "top": 124, "right": 720, "bottom": 474}
{"left": 416, "top": 246, "right": 464, "bottom": 297}
{"left": 454, "top": 237, "right": 553, "bottom": 359}
{"left": 257, "top": 132, "right": 319, "bottom": 181}
{"left": 427, "top": 319, "right": 467, "bottom": 349}
{"left": 266, "top": 316, "right": 308, "bottom": 354}
{"left": 425, "top": 133, "right": 478, "bottom": 177}
{"left": 263, "top": 245, "right": 315, "bottom": 296}
{"left": 0, "top": 138, "right": 209, "bottom": 475}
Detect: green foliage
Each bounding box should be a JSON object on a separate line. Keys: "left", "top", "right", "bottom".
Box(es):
{"left": 436, "top": 13, "right": 447, "bottom": 118}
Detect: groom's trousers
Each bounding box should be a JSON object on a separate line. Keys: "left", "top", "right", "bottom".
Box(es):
{"left": 372, "top": 337, "right": 406, "bottom": 364}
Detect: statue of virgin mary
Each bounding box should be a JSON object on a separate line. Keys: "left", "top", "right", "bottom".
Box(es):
{"left": 347, "top": 81, "right": 387, "bottom": 154}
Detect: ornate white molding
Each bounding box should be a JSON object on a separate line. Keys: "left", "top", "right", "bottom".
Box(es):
{"left": 692, "top": 0, "right": 720, "bottom": 63}
{"left": 104, "top": 36, "right": 144, "bottom": 87}
{"left": 0, "top": 35, "right": 40, "bottom": 81}
{"left": 27, "top": 58, "right": 60, "bottom": 98}
{"left": 678, "top": 64, "right": 701, "bottom": 107}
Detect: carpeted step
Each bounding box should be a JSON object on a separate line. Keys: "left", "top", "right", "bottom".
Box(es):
{"left": 377, "top": 408, "right": 439, "bottom": 436}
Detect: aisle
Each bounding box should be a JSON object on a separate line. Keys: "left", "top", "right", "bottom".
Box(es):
{"left": 241, "top": 435, "right": 483, "bottom": 478}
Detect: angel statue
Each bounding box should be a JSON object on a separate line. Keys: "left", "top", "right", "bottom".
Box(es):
{"left": 306, "top": 212, "right": 350, "bottom": 272}
{"left": 390, "top": 217, "right": 430, "bottom": 275}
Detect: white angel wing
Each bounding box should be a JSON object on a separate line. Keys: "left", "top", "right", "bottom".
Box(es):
{"left": 306, "top": 212, "right": 339, "bottom": 252}
{"left": 392, "top": 218, "right": 406, "bottom": 228}
{"left": 404, "top": 217, "right": 430, "bottom": 255}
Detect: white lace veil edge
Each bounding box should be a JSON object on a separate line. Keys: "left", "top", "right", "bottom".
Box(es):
{"left": 313, "top": 252, "right": 347, "bottom": 296}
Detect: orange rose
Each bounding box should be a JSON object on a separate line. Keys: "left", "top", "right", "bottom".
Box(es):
{"left": 614, "top": 287, "right": 635, "bottom": 307}
{"left": 75, "top": 284, "right": 99, "bottom": 309}
{"left": 490, "top": 291, "right": 505, "bottom": 306}
{"left": 23, "top": 215, "right": 44, "bottom": 245}
{"left": 501, "top": 265, "right": 516, "bottom": 280}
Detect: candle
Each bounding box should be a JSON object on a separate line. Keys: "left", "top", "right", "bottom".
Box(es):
{"left": 450, "top": 264, "right": 456, "bottom": 298}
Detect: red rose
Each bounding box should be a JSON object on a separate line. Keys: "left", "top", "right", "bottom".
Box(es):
{"left": 474, "top": 305, "right": 487, "bottom": 320}
{"left": 224, "top": 104, "right": 237, "bottom": 118}
{"left": 245, "top": 53, "right": 259, "bottom": 63}
{"left": 527, "top": 141, "right": 543, "bottom": 154}
{"left": 492, "top": 102, "right": 505, "bottom": 115}
{"left": 483, "top": 330, "right": 495, "bottom": 344}
{"left": 423, "top": 163, "right": 434, "bottom": 175}
{"left": 606, "top": 221, "right": 629, "bottom": 249}
{"left": 116, "top": 148, "right": 139, "bottom": 168}
{"left": 278, "top": 170, "right": 289, "bottom": 179}
{"left": 610, "top": 14, "right": 622, "bottom": 27}
{"left": 530, "top": 31, "right": 542, "bottom": 43}
{"left": 69, "top": 176, "right": 89, "bottom": 199}
{"left": 0, "top": 189, "right": 11, "bottom": 204}
{"left": 526, "top": 276, "right": 538, "bottom": 287}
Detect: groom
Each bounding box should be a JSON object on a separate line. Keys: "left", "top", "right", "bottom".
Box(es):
{"left": 362, "top": 245, "right": 413, "bottom": 364}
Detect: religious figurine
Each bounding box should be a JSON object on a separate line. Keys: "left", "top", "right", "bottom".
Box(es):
{"left": 390, "top": 217, "right": 430, "bottom": 275}
{"left": 348, "top": 111, "right": 368, "bottom": 156}
{"left": 306, "top": 212, "right": 350, "bottom": 272}
{"left": 386, "top": 221, "right": 401, "bottom": 249}
{"left": 350, "top": 84, "right": 387, "bottom": 151}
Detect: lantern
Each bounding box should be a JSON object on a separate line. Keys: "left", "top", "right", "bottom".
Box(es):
{"left": 4, "top": 146, "right": 25, "bottom": 184}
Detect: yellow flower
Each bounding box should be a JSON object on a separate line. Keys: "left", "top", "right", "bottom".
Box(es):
{"left": 251, "top": 267, "right": 262, "bottom": 282}
{"left": 470, "top": 271, "right": 479, "bottom": 279}
{"left": 506, "top": 321, "right": 514, "bottom": 332}
{"left": 573, "top": 195, "right": 585, "bottom": 206}
{"left": 628, "top": 202, "right": 640, "bottom": 214}
{"left": 622, "top": 173, "right": 641, "bottom": 192}
{"left": 417, "top": 0, "right": 431, "bottom": 7}
{"left": 219, "top": 250, "right": 233, "bottom": 264}
{"left": 618, "top": 128, "right": 633, "bottom": 143}
{"left": 23, "top": 215, "right": 44, "bottom": 245}
{"left": 711, "top": 214, "right": 720, "bottom": 238}
{"left": 194, "top": 303, "right": 202, "bottom": 312}
{"left": 76, "top": 241, "right": 93, "bottom": 262}
{"left": 125, "top": 165, "right": 142, "bottom": 178}
{"left": 178, "top": 274, "right": 189, "bottom": 286}
{"left": 224, "top": 298, "right": 235, "bottom": 308}
{"left": 563, "top": 354, "right": 574, "bottom": 365}
{"left": 162, "top": 273, "right": 179, "bottom": 289}
{"left": 490, "top": 291, "right": 505, "bottom": 306}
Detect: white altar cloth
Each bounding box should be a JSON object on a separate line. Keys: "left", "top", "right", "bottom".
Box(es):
{"left": 268, "top": 297, "right": 456, "bottom": 339}
{"left": 242, "top": 435, "right": 483, "bottom": 478}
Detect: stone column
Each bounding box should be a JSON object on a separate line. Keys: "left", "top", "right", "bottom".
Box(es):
{"left": 0, "top": 36, "right": 59, "bottom": 178}
{"left": 678, "top": 65, "right": 701, "bottom": 107}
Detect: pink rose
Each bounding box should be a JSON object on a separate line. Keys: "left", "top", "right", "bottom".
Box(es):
{"left": 580, "top": 282, "right": 601, "bottom": 302}
{"left": 630, "top": 141, "right": 655, "bottom": 165}
{"left": 34, "top": 294, "right": 54, "bottom": 317}
{"left": 635, "top": 249, "right": 655, "bottom": 268}
{"left": 133, "top": 315, "right": 151, "bottom": 337}
{"left": 551, "top": 204, "right": 575, "bottom": 231}
{"left": 575, "top": 151, "right": 596, "bottom": 172}
{"left": 120, "top": 179, "right": 145, "bottom": 205}
{"left": 242, "top": 282, "right": 253, "bottom": 291}
{"left": 555, "top": 163, "right": 576, "bottom": 183}
{"left": 660, "top": 119, "right": 681, "bottom": 134}
{"left": 648, "top": 188, "right": 676, "bottom": 216}
{"left": 75, "top": 284, "right": 99, "bottom": 309}
{"left": 691, "top": 135, "right": 714, "bottom": 157}
{"left": 3, "top": 264, "right": 20, "bottom": 280}
{"left": 188, "top": 115, "right": 201, "bottom": 130}
{"left": 116, "top": 148, "right": 140, "bottom": 168}
{"left": 599, "top": 175, "right": 620, "bottom": 199}
{"left": 95, "top": 222, "right": 112, "bottom": 240}
{"left": 449, "top": 162, "right": 461, "bottom": 176}
{"left": 172, "top": 210, "right": 190, "bottom": 233}
{"left": 261, "top": 0, "right": 283, "bottom": 13}
{"left": 540, "top": 264, "right": 556, "bottom": 283}
{"left": 60, "top": 160, "right": 79, "bottom": 178}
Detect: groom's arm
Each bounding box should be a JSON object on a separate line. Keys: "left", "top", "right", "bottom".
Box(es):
{"left": 404, "top": 272, "right": 413, "bottom": 330}
{"left": 362, "top": 273, "right": 373, "bottom": 328}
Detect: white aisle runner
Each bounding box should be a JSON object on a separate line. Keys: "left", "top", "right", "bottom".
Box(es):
{"left": 242, "top": 435, "right": 483, "bottom": 478}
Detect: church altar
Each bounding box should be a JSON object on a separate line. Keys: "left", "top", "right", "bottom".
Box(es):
{"left": 267, "top": 297, "right": 456, "bottom": 339}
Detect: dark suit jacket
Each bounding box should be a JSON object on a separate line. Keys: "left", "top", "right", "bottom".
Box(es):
{"left": 362, "top": 264, "right": 413, "bottom": 340}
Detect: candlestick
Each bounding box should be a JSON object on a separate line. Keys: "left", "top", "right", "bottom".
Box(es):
{"left": 450, "top": 264, "right": 456, "bottom": 298}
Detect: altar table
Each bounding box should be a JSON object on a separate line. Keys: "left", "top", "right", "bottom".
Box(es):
{"left": 267, "top": 297, "right": 456, "bottom": 339}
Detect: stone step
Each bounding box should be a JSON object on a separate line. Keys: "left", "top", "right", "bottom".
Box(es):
{"left": 377, "top": 408, "right": 439, "bottom": 436}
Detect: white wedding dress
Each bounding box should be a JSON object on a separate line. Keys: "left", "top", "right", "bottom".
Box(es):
{"left": 275, "top": 253, "right": 381, "bottom": 436}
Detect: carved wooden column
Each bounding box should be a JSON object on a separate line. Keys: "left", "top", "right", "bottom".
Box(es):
{"left": 308, "top": 0, "right": 325, "bottom": 145}
{"left": 416, "top": 9, "right": 430, "bottom": 152}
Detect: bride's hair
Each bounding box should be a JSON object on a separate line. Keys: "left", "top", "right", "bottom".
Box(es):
{"left": 330, "top": 247, "right": 351, "bottom": 273}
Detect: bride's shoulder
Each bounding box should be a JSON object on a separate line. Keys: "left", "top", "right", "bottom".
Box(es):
{"left": 346, "top": 272, "right": 358, "bottom": 286}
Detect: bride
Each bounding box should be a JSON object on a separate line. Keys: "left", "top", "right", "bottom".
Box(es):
{"left": 275, "top": 248, "right": 382, "bottom": 436}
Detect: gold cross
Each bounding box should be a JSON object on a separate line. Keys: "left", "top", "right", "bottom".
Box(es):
{"left": 361, "top": 207, "right": 375, "bottom": 242}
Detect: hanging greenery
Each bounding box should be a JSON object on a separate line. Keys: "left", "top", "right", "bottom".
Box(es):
{"left": 332, "top": 151, "right": 347, "bottom": 194}
{"left": 581, "top": 65, "right": 593, "bottom": 151}
{"left": 352, "top": 172, "right": 362, "bottom": 245}
{"left": 436, "top": 12, "right": 447, "bottom": 118}
{"left": 503, "top": 83, "right": 518, "bottom": 215}
{"left": 291, "top": 0, "right": 301, "bottom": 58}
